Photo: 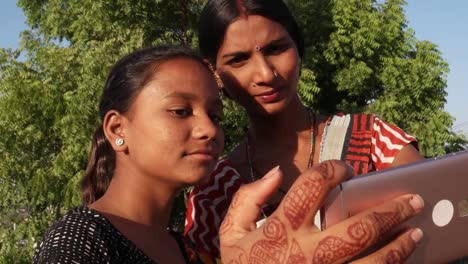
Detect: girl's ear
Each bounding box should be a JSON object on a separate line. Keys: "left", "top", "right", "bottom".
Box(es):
{"left": 103, "top": 110, "right": 127, "bottom": 152}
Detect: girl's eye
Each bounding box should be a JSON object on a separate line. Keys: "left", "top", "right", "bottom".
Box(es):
{"left": 170, "top": 108, "right": 192, "bottom": 117}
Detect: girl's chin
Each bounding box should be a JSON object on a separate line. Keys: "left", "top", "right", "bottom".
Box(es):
{"left": 183, "top": 167, "right": 215, "bottom": 187}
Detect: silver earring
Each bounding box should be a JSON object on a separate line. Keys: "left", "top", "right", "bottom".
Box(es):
{"left": 273, "top": 70, "right": 278, "bottom": 78}
{"left": 115, "top": 138, "right": 124, "bottom": 146}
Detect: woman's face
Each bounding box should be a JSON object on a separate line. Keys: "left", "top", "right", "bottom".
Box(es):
{"left": 215, "top": 15, "right": 301, "bottom": 116}
{"left": 123, "top": 58, "right": 224, "bottom": 188}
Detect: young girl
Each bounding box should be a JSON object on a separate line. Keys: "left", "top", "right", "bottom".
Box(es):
{"left": 185, "top": 0, "right": 424, "bottom": 257}
{"left": 32, "top": 45, "right": 423, "bottom": 263}
{"left": 32, "top": 46, "right": 224, "bottom": 263}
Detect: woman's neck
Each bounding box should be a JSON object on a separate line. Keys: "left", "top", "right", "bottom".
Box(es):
{"left": 248, "top": 97, "right": 311, "bottom": 143}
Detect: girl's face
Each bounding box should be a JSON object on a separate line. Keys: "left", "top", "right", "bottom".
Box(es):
{"left": 215, "top": 15, "right": 301, "bottom": 116}
{"left": 123, "top": 58, "right": 224, "bottom": 188}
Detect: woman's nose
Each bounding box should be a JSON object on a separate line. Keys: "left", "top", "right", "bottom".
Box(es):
{"left": 251, "top": 54, "right": 276, "bottom": 85}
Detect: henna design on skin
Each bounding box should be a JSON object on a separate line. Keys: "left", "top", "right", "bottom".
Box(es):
{"left": 373, "top": 211, "right": 400, "bottom": 237}
{"left": 283, "top": 177, "right": 322, "bottom": 230}
{"left": 249, "top": 217, "right": 288, "bottom": 264}
{"left": 384, "top": 249, "right": 406, "bottom": 264}
{"left": 312, "top": 217, "right": 374, "bottom": 263}
{"left": 286, "top": 239, "right": 307, "bottom": 264}
{"left": 283, "top": 162, "right": 336, "bottom": 230}
{"left": 312, "top": 210, "right": 401, "bottom": 263}
{"left": 230, "top": 191, "right": 241, "bottom": 209}
{"left": 262, "top": 216, "right": 287, "bottom": 240}
{"left": 220, "top": 212, "right": 233, "bottom": 236}
{"left": 224, "top": 245, "right": 248, "bottom": 264}
{"left": 348, "top": 221, "right": 373, "bottom": 245}
{"left": 313, "top": 236, "right": 360, "bottom": 264}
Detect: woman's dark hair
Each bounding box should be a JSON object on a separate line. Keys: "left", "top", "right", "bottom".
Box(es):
{"left": 81, "top": 46, "right": 209, "bottom": 205}
{"left": 198, "top": 0, "right": 304, "bottom": 64}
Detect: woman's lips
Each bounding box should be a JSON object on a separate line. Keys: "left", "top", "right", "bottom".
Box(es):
{"left": 256, "top": 89, "right": 281, "bottom": 103}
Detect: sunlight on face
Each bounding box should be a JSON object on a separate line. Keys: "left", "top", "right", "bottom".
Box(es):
{"left": 123, "top": 58, "right": 224, "bottom": 188}
{"left": 216, "top": 15, "right": 301, "bottom": 116}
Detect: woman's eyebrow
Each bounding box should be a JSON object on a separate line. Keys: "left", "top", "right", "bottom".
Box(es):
{"left": 222, "top": 36, "right": 291, "bottom": 59}
{"left": 264, "top": 36, "right": 289, "bottom": 47}
{"left": 222, "top": 50, "right": 250, "bottom": 59}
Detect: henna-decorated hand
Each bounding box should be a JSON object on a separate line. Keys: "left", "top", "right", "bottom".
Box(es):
{"left": 220, "top": 160, "right": 424, "bottom": 264}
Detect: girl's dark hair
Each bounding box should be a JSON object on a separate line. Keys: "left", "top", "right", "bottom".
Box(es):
{"left": 198, "top": 0, "right": 304, "bottom": 64}
{"left": 81, "top": 46, "right": 208, "bottom": 205}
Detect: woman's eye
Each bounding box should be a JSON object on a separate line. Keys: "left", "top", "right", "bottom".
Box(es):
{"left": 227, "top": 55, "right": 248, "bottom": 67}
{"left": 170, "top": 108, "right": 192, "bottom": 117}
{"left": 264, "top": 44, "right": 288, "bottom": 55}
{"left": 210, "top": 113, "right": 223, "bottom": 124}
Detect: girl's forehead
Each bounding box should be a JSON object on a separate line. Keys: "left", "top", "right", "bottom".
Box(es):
{"left": 142, "top": 58, "right": 219, "bottom": 99}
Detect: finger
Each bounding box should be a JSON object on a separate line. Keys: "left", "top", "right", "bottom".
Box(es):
{"left": 310, "top": 194, "right": 424, "bottom": 263}
{"left": 351, "top": 228, "right": 423, "bottom": 264}
{"left": 219, "top": 166, "right": 283, "bottom": 246}
{"left": 275, "top": 160, "right": 354, "bottom": 231}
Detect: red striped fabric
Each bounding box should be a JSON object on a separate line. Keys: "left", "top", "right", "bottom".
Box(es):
{"left": 184, "top": 159, "right": 243, "bottom": 257}
{"left": 371, "top": 116, "right": 416, "bottom": 170}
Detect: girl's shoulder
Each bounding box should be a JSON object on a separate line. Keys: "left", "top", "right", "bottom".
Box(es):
{"left": 32, "top": 207, "right": 113, "bottom": 263}
{"left": 33, "top": 207, "right": 154, "bottom": 264}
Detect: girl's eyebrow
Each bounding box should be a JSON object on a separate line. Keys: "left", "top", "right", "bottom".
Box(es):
{"left": 221, "top": 36, "right": 290, "bottom": 59}
{"left": 163, "top": 91, "right": 197, "bottom": 100}
{"left": 163, "top": 91, "right": 223, "bottom": 107}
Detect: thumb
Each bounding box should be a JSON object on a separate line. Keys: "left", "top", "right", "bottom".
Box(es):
{"left": 220, "top": 166, "right": 282, "bottom": 245}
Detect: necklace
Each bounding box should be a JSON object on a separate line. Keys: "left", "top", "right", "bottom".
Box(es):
{"left": 246, "top": 109, "right": 316, "bottom": 217}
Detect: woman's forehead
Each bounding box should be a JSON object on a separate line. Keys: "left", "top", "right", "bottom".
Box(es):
{"left": 220, "top": 15, "right": 290, "bottom": 52}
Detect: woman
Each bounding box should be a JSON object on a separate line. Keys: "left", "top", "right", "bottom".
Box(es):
{"left": 185, "top": 0, "right": 424, "bottom": 257}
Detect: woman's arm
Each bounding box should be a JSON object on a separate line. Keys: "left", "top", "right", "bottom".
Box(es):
{"left": 391, "top": 143, "right": 424, "bottom": 167}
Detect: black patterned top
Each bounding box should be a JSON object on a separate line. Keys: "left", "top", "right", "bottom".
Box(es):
{"left": 32, "top": 206, "right": 206, "bottom": 264}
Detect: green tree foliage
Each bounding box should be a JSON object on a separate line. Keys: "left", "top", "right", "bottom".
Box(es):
{"left": 0, "top": 1, "right": 204, "bottom": 261}
{"left": 0, "top": 0, "right": 465, "bottom": 261}
{"left": 288, "top": 0, "right": 465, "bottom": 156}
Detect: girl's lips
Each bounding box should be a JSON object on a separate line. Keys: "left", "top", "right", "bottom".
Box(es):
{"left": 187, "top": 153, "right": 215, "bottom": 162}
{"left": 184, "top": 149, "right": 218, "bottom": 163}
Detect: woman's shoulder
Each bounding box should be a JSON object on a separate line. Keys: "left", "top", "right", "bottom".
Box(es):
{"left": 324, "top": 113, "right": 375, "bottom": 127}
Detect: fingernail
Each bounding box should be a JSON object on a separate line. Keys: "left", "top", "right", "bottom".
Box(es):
{"left": 262, "top": 165, "right": 280, "bottom": 180}
{"left": 410, "top": 228, "right": 423, "bottom": 244}
{"left": 346, "top": 164, "right": 355, "bottom": 179}
{"left": 409, "top": 194, "right": 424, "bottom": 212}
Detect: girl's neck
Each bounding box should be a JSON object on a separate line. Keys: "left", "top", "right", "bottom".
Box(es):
{"left": 90, "top": 170, "right": 177, "bottom": 231}
{"left": 89, "top": 170, "right": 187, "bottom": 264}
